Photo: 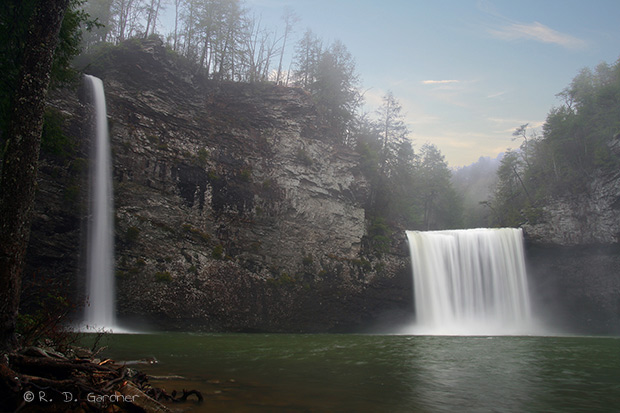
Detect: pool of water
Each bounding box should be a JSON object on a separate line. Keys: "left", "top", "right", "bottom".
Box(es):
{"left": 94, "top": 333, "right": 620, "bottom": 412}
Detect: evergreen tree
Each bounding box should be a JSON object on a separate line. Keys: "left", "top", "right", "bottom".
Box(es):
{"left": 311, "top": 40, "right": 361, "bottom": 145}
{"left": 416, "top": 143, "right": 461, "bottom": 229}
{"left": 375, "top": 90, "right": 410, "bottom": 173}
{"left": 292, "top": 28, "right": 322, "bottom": 89}
{"left": 488, "top": 150, "right": 528, "bottom": 227}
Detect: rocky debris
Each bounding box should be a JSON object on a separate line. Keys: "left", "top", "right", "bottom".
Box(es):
{"left": 0, "top": 345, "right": 202, "bottom": 412}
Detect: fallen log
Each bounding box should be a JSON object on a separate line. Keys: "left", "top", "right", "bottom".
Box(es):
{"left": 120, "top": 382, "right": 171, "bottom": 413}
{"left": 0, "top": 346, "right": 203, "bottom": 412}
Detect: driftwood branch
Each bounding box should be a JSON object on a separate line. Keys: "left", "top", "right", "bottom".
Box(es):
{"left": 0, "top": 346, "right": 203, "bottom": 412}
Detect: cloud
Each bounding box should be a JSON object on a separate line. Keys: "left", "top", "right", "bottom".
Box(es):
{"left": 246, "top": 0, "right": 293, "bottom": 7}
{"left": 487, "top": 116, "right": 527, "bottom": 125}
{"left": 489, "top": 21, "right": 587, "bottom": 50}
{"left": 422, "top": 80, "right": 460, "bottom": 85}
{"left": 486, "top": 91, "right": 507, "bottom": 99}
{"left": 488, "top": 117, "right": 545, "bottom": 127}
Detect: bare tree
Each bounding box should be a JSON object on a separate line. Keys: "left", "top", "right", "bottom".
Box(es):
{"left": 171, "top": 0, "right": 183, "bottom": 50}
{"left": 143, "top": 0, "right": 164, "bottom": 38}
{"left": 181, "top": 0, "right": 199, "bottom": 59}
{"left": 512, "top": 123, "right": 533, "bottom": 168}
{"left": 242, "top": 13, "right": 279, "bottom": 82}
{"left": 276, "top": 7, "right": 298, "bottom": 85}
{"left": 114, "top": 0, "right": 135, "bottom": 41}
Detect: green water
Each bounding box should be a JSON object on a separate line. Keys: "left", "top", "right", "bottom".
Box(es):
{"left": 96, "top": 333, "right": 620, "bottom": 412}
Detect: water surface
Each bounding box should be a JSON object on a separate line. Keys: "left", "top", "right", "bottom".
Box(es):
{"left": 96, "top": 333, "right": 620, "bottom": 412}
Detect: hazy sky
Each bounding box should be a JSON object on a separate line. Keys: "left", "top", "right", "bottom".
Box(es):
{"left": 175, "top": 0, "right": 620, "bottom": 167}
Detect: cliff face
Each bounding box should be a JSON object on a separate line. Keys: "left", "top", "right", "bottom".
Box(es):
{"left": 523, "top": 140, "right": 620, "bottom": 246}
{"left": 523, "top": 137, "right": 620, "bottom": 334}
{"left": 29, "top": 40, "right": 617, "bottom": 334}
{"left": 30, "top": 39, "right": 412, "bottom": 332}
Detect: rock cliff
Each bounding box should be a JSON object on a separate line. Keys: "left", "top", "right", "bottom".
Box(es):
{"left": 27, "top": 39, "right": 412, "bottom": 332}
{"left": 523, "top": 136, "right": 620, "bottom": 246}
{"left": 523, "top": 136, "right": 620, "bottom": 334}
{"left": 27, "top": 39, "right": 618, "bottom": 334}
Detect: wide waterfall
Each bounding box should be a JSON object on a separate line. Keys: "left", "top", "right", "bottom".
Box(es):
{"left": 83, "top": 75, "right": 116, "bottom": 331}
{"left": 405, "top": 228, "right": 534, "bottom": 335}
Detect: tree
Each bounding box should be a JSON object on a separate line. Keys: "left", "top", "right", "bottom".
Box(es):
{"left": 310, "top": 40, "right": 361, "bottom": 145}
{"left": 0, "top": 0, "right": 71, "bottom": 350}
{"left": 511, "top": 123, "right": 536, "bottom": 169}
{"left": 143, "top": 0, "right": 164, "bottom": 39}
{"left": 113, "top": 0, "right": 139, "bottom": 42}
{"left": 275, "top": 7, "right": 298, "bottom": 85}
{"left": 80, "top": 0, "right": 113, "bottom": 47}
{"left": 375, "top": 91, "right": 410, "bottom": 172}
{"left": 516, "top": 57, "right": 620, "bottom": 202}
{"left": 171, "top": 0, "right": 183, "bottom": 51}
{"left": 488, "top": 150, "right": 528, "bottom": 226}
{"left": 292, "top": 28, "right": 322, "bottom": 89}
{"left": 416, "top": 143, "right": 461, "bottom": 229}
{"left": 242, "top": 12, "right": 280, "bottom": 82}
{"left": 180, "top": 0, "right": 199, "bottom": 60}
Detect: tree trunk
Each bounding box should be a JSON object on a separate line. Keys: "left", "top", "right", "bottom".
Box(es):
{"left": 0, "top": 0, "right": 70, "bottom": 352}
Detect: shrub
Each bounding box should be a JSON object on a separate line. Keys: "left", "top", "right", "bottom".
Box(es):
{"left": 239, "top": 168, "right": 252, "bottom": 182}
{"left": 302, "top": 254, "right": 313, "bottom": 266}
{"left": 196, "top": 148, "right": 210, "bottom": 166}
{"left": 126, "top": 226, "right": 140, "bottom": 243}
{"left": 155, "top": 271, "right": 172, "bottom": 283}
{"left": 296, "top": 148, "right": 313, "bottom": 166}
{"left": 368, "top": 216, "right": 391, "bottom": 253}
{"left": 212, "top": 244, "right": 224, "bottom": 259}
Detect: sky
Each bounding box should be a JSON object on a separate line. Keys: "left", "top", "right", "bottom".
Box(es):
{"left": 177, "top": 0, "right": 620, "bottom": 167}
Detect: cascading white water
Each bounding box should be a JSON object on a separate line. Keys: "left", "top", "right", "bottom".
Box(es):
{"left": 405, "top": 228, "right": 534, "bottom": 335}
{"left": 83, "top": 75, "right": 116, "bottom": 331}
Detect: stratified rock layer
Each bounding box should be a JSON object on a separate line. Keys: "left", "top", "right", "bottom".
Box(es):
{"left": 31, "top": 38, "right": 411, "bottom": 332}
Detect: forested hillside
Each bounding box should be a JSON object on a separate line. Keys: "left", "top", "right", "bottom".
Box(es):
{"left": 488, "top": 58, "right": 620, "bottom": 228}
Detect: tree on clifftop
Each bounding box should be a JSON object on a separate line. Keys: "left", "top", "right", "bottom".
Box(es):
{"left": 416, "top": 143, "right": 462, "bottom": 230}
{"left": 0, "top": 0, "right": 71, "bottom": 351}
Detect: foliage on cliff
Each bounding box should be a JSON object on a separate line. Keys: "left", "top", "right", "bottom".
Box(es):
{"left": 0, "top": 0, "right": 94, "bottom": 138}
{"left": 357, "top": 94, "right": 462, "bottom": 232}
{"left": 79, "top": 36, "right": 461, "bottom": 240}
{"left": 488, "top": 58, "right": 620, "bottom": 227}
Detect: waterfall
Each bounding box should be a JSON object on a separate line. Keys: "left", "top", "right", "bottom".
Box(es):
{"left": 405, "top": 228, "right": 534, "bottom": 335}
{"left": 83, "top": 75, "right": 116, "bottom": 331}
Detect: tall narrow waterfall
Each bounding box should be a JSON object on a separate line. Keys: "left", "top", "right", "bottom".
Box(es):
{"left": 406, "top": 228, "right": 533, "bottom": 335}
{"left": 84, "top": 75, "right": 116, "bottom": 330}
